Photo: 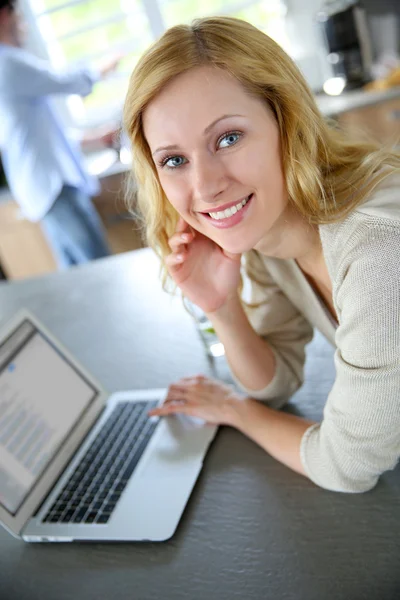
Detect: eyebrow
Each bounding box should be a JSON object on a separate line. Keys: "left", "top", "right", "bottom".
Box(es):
{"left": 152, "top": 114, "right": 244, "bottom": 155}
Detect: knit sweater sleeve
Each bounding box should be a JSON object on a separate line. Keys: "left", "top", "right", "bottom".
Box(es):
{"left": 300, "top": 215, "right": 400, "bottom": 492}
{"left": 235, "top": 251, "right": 314, "bottom": 409}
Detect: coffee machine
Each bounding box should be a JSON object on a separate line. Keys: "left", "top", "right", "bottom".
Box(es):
{"left": 317, "top": 0, "right": 373, "bottom": 90}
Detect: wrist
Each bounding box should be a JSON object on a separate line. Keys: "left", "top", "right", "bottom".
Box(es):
{"left": 205, "top": 291, "right": 242, "bottom": 322}
{"left": 224, "top": 393, "right": 256, "bottom": 429}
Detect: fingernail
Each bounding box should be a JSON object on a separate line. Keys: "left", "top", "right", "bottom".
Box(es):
{"left": 181, "top": 234, "right": 189, "bottom": 241}
{"left": 176, "top": 254, "right": 183, "bottom": 262}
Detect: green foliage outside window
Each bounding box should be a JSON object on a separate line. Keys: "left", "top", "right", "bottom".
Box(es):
{"left": 35, "top": 0, "right": 286, "bottom": 116}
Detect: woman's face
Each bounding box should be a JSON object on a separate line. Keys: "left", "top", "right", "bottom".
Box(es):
{"left": 143, "top": 65, "right": 288, "bottom": 255}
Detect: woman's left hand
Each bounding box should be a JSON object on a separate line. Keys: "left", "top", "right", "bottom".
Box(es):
{"left": 148, "top": 375, "right": 244, "bottom": 426}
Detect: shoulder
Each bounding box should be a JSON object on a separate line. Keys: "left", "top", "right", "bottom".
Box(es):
{"left": 320, "top": 172, "right": 400, "bottom": 347}
{"left": 0, "top": 47, "right": 43, "bottom": 80}
{"left": 0, "top": 48, "right": 26, "bottom": 85}
{"left": 0, "top": 46, "right": 28, "bottom": 67}
{"left": 322, "top": 174, "right": 400, "bottom": 362}
{"left": 300, "top": 175, "right": 400, "bottom": 492}
{"left": 356, "top": 171, "right": 400, "bottom": 221}
{"left": 320, "top": 172, "right": 400, "bottom": 278}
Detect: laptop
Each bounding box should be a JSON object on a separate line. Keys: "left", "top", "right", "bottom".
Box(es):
{"left": 0, "top": 310, "right": 217, "bottom": 542}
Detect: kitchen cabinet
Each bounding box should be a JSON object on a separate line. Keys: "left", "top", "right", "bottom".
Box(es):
{"left": 0, "top": 172, "right": 144, "bottom": 280}
{"left": 0, "top": 199, "right": 57, "bottom": 279}
{"left": 92, "top": 171, "right": 144, "bottom": 255}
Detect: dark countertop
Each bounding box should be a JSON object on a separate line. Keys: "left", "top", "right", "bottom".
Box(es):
{"left": 0, "top": 248, "right": 399, "bottom": 600}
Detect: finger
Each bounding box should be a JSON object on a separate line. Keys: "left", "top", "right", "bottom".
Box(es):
{"left": 165, "top": 251, "right": 186, "bottom": 268}
{"left": 176, "top": 216, "right": 189, "bottom": 234}
{"left": 168, "top": 231, "right": 194, "bottom": 252}
{"left": 169, "top": 378, "right": 198, "bottom": 388}
{"left": 175, "top": 374, "right": 207, "bottom": 384}
{"left": 148, "top": 402, "right": 193, "bottom": 417}
{"left": 166, "top": 390, "right": 203, "bottom": 407}
{"left": 163, "top": 394, "right": 187, "bottom": 405}
{"left": 167, "top": 383, "right": 198, "bottom": 397}
{"left": 165, "top": 387, "right": 189, "bottom": 401}
{"left": 171, "top": 376, "right": 209, "bottom": 392}
{"left": 222, "top": 249, "right": 242, "bottom": 262}
{"left": 163, "top": 399, "right": 183, "bottom": 407}
{"left": 193, "top": 374, "right": 207, "bottom": 382}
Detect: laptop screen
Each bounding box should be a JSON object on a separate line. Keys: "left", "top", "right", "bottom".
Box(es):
{"left": 0, "top": 319, "right": 98, "bottom": 515}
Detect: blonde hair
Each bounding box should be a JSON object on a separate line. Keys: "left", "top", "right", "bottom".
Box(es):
{"left": 123, "top": 16, "right": 400, "bottom": 286}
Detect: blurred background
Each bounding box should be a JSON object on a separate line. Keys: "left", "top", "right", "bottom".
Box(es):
{"left": 0, "top": 0, "right": 399, "bottom": 280}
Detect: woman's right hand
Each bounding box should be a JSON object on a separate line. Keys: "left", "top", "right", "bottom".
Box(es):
{"left": 166, "top": 218, "right": 242, "bottom": 314}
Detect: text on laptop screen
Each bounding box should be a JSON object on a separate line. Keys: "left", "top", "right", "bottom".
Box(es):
{"left": 0, "top": 320, "right": 98, "bottom": 515}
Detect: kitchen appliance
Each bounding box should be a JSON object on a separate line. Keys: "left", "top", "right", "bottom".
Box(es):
{"left": 317, "top": 0, "right": 373, "bottom": 90}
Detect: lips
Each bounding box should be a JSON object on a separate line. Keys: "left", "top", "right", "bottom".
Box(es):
{"left": 208, "top": 194, "right": 251, "bottom": 220}
{"left": 199, "top": 193, "right": 253, "bottom": 229}
{"left": 198, "top": 194, "right": 252, "bottom": 216}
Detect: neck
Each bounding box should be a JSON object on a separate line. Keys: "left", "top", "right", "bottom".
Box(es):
{"left": 254, "top": 204, "right": 323, "bottom": 271}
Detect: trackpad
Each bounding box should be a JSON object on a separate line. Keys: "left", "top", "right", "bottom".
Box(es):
{"left": 141, "top": 415, "right": 216, "bottom": 476}
{"left": 173, "top": 413, "right": 207, "bottom": 429}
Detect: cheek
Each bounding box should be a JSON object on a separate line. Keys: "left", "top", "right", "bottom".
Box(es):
{"left": 251, "top": 139, "right": 280, "bottom": 174}
{"left": 159, "top": 176, "right": 205, "bottom": 233}
{"left": 244, "top": 140, "right": 284, "bottom": 196}
{"left": 158, "top": 175, "right": 188, "bottom": 213}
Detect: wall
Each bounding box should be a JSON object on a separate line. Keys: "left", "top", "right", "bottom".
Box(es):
{"left": 285, "top": 0, "right": 335, "bottom": 91}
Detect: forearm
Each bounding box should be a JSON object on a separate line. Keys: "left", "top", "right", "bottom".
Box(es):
{"left": 10, "top": 59, "right": 99, "bottom": 98}
{"left": 80, "top": 125, "right": 117, "bottom": 152}
{"left": 230, "top": 397, "right": 315, "bottom": 476}
{"left": 206, "top": 293, "right": 276, "bottom": 392}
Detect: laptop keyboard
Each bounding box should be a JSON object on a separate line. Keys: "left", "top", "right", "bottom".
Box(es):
{"left": 43, "top": 400, "right": 159, "bottom": 525}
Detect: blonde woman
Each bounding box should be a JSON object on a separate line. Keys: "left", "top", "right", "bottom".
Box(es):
{"left": 123, "top": 17, "right": 400, "bottom": 493}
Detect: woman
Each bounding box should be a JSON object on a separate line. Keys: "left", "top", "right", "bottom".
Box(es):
{"left": 123, "top": 17, "right": 400, "bottom": 493}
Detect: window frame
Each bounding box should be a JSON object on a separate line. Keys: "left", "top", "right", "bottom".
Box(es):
{"left": 23, "top": 0, "right": 287, "bottom": 129}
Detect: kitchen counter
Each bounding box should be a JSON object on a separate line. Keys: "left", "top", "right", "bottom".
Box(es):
{"left": 1, "top": 248, "right": 399, "bottom": 600}
{"left": 315, "top": 85, "right": 400, "bottom": 119}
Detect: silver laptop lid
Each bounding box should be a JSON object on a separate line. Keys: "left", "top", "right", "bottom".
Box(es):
{"left": 0, "top": 310, "right": 108, "bottom": 537}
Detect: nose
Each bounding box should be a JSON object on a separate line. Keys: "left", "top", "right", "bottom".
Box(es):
{"left": 191, "top": 153, "right": 229, "bottom": 206}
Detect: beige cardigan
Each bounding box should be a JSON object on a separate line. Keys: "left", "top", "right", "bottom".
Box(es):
{"left": 240, "top": 173, "right": 400, "bottom": 493}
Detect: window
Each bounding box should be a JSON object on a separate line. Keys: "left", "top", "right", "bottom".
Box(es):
{"left": 28, "top": 0, "right": 288, "bottom": 126}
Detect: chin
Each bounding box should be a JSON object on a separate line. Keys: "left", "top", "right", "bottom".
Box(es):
{"left": 218, "top": 238, "right": 255, "bottom": 256}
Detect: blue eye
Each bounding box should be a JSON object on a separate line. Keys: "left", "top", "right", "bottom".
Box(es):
{"left": 162, "top": 155, "right": 187, "bottom": 169}
{"left": 218, "top": 131, "right": 242, "bottom": 149}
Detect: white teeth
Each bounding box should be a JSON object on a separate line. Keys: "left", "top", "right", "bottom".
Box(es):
{"left": 209, "top": 195, "right": 251, "bottom": 220}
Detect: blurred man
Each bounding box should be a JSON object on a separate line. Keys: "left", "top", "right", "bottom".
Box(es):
{"left": 0, "top": 0, "right": 120, "bottom": 267}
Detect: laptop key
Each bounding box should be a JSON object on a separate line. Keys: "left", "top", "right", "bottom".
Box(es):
{"left": 61, "top": 509, "right": 76, "bottom": 522}
{"left": 43, "top": 400, "right": 159, "bottom": 525}
{"left": 72, "top": 507, "right": 88, "bottom": 523}
{"left": 102, "top": 502, "right": 115, "bottom": 515}
{"left": 96, "top": 514, "right": 110, "bottom": 524}
{"left": 84, "top": 512, "right": 98, "bottom": 523}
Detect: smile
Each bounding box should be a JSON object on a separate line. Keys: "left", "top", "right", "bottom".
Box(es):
{"left": 208, "top": 194, "right": 252, "bottom": 220}
{"left": 199, "top": 194, "right": 253, "bottom": 230}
